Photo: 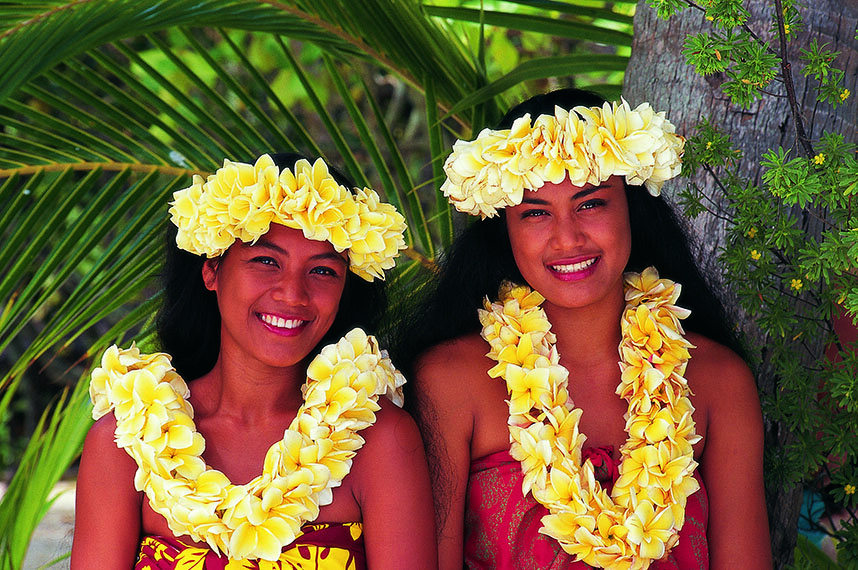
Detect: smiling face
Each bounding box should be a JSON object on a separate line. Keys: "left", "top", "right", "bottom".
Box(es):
{"left": 505, "top": 176, "right": 632, "bottom": 313}
{"left": 202, "top": 224, "right": 348, "bottom": 372}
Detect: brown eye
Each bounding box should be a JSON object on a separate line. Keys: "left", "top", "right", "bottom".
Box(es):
{"left": 310, "top": 265, "right": 339, "bottom": 277}
{"left": 251, "top": 256, "right": 278, "bottom": 266}
{"left": 579, "top": 199, "right": 606, "bottom": 211}
{"left": 521, "top": 209, "right": 548, "bottom": 219}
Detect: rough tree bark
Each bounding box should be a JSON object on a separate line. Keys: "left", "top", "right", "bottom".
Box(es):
{"left": 623, "top": 1, "right": 858, "bottom": 567}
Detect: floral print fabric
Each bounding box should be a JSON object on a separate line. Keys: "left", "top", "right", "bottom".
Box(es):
{"left": 136, "top": 523, "right": 366, "bottom": 569}
{"left": 464, "top": 450, "right": 709, "bottom": 569}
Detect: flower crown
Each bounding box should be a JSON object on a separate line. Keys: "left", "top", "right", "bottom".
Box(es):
{"left": 169, "top": 154, "right": 407, "bottom": 281}
{"left": 441, "top": 99, "right": 685, "bottom": 218}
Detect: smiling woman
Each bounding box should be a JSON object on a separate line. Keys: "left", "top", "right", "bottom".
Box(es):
{"left": 393, "top": 88, "right": 772, "bottom": 569}
{"left": 70, "top": 153, "right": 437, "bottom": 569}
{"left": 203, "top": 225, "right": 349, "bottom": 372}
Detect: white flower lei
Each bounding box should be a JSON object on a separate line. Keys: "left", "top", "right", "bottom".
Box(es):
{"left": 169, "top": 154, "right": 407, "bottom": 281}
{"left": 478, "top": 267, "right": 701, "bottom": 569}
{"left": 442, "top": 99, "right": 684, "bottom": 218}
{"left": 89, "top": 328, "right": 405, "bottom": 561}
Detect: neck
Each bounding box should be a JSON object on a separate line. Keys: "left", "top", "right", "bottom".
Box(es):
{"left": 542, "top": 283, "right": 625, "bottom": 372}
{"left": 194, "top": 351, "right": 308, "bottom": 423}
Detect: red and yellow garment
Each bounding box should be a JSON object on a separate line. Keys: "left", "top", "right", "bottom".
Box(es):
{"left": 136, "top": 523, "right": 366, "bottom": 570}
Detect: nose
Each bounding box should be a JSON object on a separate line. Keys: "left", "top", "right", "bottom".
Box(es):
{"left": 271, "top": 272, "right": 310, "bottom": 306}
{"left": 549, "top": 218, "right": 586, "bottom": 250}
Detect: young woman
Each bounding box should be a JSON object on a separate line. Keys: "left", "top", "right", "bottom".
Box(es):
{"left": 71, "top": 153, "right": 437, "bottom": 569}
{"left": 395, "top": 89, "right": 771, "bottom": 568}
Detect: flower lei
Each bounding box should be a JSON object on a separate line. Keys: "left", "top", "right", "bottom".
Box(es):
{"left": 169, "top": 154, "right": 407, "bottom": 281}
{"left": 442, "top": 99, "right": 684, "bottom": 218}
{"left": 89, "top": 328, "right": 406, "bottom": 561}
{"left": 478, "top": 267, "right": 701, "bottom": 569}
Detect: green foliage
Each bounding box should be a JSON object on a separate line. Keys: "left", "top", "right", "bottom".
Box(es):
{"left": 704, "top": 0, "right": 750, "bottom": 29}
{"left": 834, "top": 517, "right": 858, "bottom": 568}
{"left": 684, "top": 28, "right": 780, "bottom": 108}
{"left": 646, "top": 0, "right": 688, "bottom": 20}
{"left": 800, "top": 40, "right": 851, "bottom": 108}
{"left": 791, "top": 535, "right": 841, "bottom": 570}
{"left": 667, "top": 0, "right": 857, "bottom": 562}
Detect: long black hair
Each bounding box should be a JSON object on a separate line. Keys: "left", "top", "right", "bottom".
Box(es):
{"left": 156, "top": 152, "right": 387, "bottom": 380}
{"left": 390, "top": 88, "right": 744, "bottom": 386}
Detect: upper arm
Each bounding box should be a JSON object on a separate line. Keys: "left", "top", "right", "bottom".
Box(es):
{"left": 692, "top": 340, "right": 772, "bottom": 569}
{"left": 71, "top": 414, "right": 142, "bottom": 569}
{"left": 354, "top": 400, "right": 437, "bottom": 570}
{"left": 411, "top": 342, "right": 478, "bottom": 569}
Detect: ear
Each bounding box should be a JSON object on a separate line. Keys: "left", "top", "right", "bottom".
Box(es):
{"left": 202, "top": 258, "right": 219, "bottom": 292}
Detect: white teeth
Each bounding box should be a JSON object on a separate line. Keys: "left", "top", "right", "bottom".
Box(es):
{"left": 550, "top": 258, "right": 596, "bottom": 273}
{"left": 260, "top": 314, "right": 304, "bottom": 329}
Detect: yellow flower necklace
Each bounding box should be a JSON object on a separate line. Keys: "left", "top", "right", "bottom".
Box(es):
{"left": 478, "top": 267, "right": 701, "bottom": 569}
{"left": 89, "top": 328, "right": 405, "bottom": 562}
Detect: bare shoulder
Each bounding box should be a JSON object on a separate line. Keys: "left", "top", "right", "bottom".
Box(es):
{"left": 358, "top": 398, "right": 424, "bottom": 457}
{"left": 685, "top": 332, "right": 764, "bottom": 455}
{"left": 686, "top": 333, "right": 759, "bottom": 401}
{"left": 79, "top": 413, "right": 141, "bottom": 498}
{"left": 413, "top": 332, "right": 493, "bottom": 403}
{"left": 82, "top": 414, "right": 137, "bottom": 470}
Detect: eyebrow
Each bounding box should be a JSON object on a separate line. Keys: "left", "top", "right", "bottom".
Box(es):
{"left": 250, "top": 238, "right": 348, "bottom": 265}
{"left": 520, "top": 185, "right": 604, "bottom": 204}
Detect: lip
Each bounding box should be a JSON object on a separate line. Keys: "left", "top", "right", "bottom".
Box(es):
{"left": 257, "top": 312, "right": 311, "bottom": 336}
{"left": 546, "top": 255, "right": 600, "bottom": 281}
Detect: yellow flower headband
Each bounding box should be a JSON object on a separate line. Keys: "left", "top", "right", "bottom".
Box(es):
{"left": 441, "top": 99, "right": 685, "bottom": 218}
{"left": 169, "top": 154, "right": 407, "bottom": 281}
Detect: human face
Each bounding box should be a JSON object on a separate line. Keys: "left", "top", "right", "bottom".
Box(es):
{"left": 506, "top": 176, "right": 631, "bottom": 312}
{"left": 202, "top": 224, "right": 348, "bottom": 371}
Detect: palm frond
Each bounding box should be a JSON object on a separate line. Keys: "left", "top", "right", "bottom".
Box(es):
{"left": 423, "top": 6, "right": 633, "bottom": 45}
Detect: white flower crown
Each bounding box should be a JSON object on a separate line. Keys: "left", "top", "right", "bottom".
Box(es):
{"left": 169, "top": 154, "right": 407, "bottom": 281}
{"left": 441, "top": 99, "right": 685, "bottom": 218}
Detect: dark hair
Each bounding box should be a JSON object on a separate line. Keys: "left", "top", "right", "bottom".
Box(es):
{"left": 391, "top": 88, "right": 744, "bottom": 387}
{"left": 156, "top": 152, "right": 386, "bottom": 380}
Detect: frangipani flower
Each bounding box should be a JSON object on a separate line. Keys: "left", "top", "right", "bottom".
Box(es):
{"left": 88, "top": 327, "right": 403, "bottom": 561}
{"left": 442, "top": 100, "right": 684, "bottom": 218}
{"left": 625, "top": 500, "right": 675, "bottom": 559}
{"left": 480, "top": 268, "right": 698, "bottom": 567}
{"left": 169, "top": 155, "right": 406, "bottom": 281}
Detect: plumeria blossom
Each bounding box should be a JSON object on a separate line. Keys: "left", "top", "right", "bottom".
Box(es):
{"left": 169, "top": 155, "right": 406, "bottom": 281}
{"left": 480, "top": 267, "right": 699, "bottom": 567}
{"left": 89, "top": 328, "right": 405, "bottom": 561}
{"left": 442, "top": 100, "right": 685, "bottom": 218}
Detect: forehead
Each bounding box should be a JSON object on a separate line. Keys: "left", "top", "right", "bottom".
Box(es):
{"left": 520, "top": 176, "right": 625, "bottom": 202}
{"left": 240, "top": 224, "right": 346, "bottom": 261}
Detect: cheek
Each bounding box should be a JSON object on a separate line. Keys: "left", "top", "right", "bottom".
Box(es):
{"left": 616, "top": 207, "right": 633, "bottom": 262}
{"left": 506, "top": 221, "right": 541, "bottom": 278}
{"left": 317, "top": 282, "right": 347, "bottom": 324}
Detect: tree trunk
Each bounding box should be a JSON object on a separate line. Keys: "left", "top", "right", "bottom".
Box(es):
{"left": 623, "top": 1, "right": 858, "bottom": 567}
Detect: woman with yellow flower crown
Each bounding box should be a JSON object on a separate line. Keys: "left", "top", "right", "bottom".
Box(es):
{"left": 392, "top": 89, "right": 772, "bottom": 569}
{"left": 71, "top": 153, "right": 437, "bottom": 569}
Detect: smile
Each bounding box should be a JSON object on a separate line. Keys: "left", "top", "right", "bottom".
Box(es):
{"left": 549, "top": 257, "right": 597, "bottom": 274}
{"left": 259, "top": 313, "right": 307, "bottom": 330}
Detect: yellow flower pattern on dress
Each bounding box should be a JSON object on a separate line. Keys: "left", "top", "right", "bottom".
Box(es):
{"left": 478, "top": 268, "right": 700, "bottom": 569}
{"left": 169, "top": 155, "right": 406, "bottom": 281}
{"left": 442, "top": 100, "right": 684, "bottom": 218}
{"left": 137, "top": 523, "right": 364, "bottom": 569}
{"left": 91, "top": 329, "right": 405, "bottom": 561}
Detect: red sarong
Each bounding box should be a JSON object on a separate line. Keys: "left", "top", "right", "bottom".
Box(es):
{"left": 136, "top": 522, "right": 366, "bottom": 569}
{"left": 464, "top": 448, "right": 709, "bottom": 569}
